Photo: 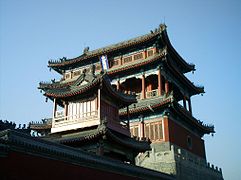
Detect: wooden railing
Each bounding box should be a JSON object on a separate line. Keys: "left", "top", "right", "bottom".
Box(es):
{"left": 55, "top": 110, "right": 64, "bottom": 118}
{"left": 135, "top": 89, "right": 158, "bottom": 99}
{"left": 52, "top": 111, "right": 99, "bottom": 128}
{"left": 146, "top": 89, "right": 158, "bottom": 98}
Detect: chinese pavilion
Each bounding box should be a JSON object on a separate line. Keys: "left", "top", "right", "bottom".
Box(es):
{"left": 29, "top": 24, "right": 223, "bottom": 179}
{"left": 38, "top": 68, "right": 150, "bottom": 163}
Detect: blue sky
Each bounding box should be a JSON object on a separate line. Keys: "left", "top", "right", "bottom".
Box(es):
{"left": 0, "top": 0, "right": 241, "bottom": 179}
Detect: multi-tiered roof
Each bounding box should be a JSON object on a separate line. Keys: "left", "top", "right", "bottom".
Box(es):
{"left": 31, "top": 24, "right": 214, "bottom": 137}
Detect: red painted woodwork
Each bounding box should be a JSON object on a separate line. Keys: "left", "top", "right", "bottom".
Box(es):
{"left": 163, "top": 117, "right": 170, "bottom": 142}
{"left": 165, "top": 80, "right": 169, "bottom": 94}
{"left": 141, "top": 75, "right": 146, "bottom": 99}
{"left": 166, "top": 118, "right": 206, "bottom": 158}
{"left": 0, "top": 152, "right": 138, "bottom": 180}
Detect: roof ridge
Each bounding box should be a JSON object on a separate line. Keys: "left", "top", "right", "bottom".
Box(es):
{"left": 48, "top": 24, "right": 167, "bottom": 68}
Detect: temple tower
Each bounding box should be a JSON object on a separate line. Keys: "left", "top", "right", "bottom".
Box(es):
{"left": 30, "top": 24, "right": 223, "bottom": 179}
{"left": 37, "top": 69, "right": 150, "bottom": 164}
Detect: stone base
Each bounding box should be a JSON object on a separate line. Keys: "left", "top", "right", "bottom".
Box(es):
{"left": 136, "top": 142, "right": 223, "bottom": 180}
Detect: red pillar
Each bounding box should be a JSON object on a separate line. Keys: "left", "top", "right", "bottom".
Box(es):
{"left": 163, "top": 116, "right": 170, "bottom": 142}
{"left": 158, "top": 69, "right": 163, "bottom": 96}
{"left": 165, "top": 80, "right": 169, "bottom": 94}
{"left": 142, "top": 74, "right": 146, "bottom": 99}
{"left": 143, "top": 50, "right": 147, "bottom": 59}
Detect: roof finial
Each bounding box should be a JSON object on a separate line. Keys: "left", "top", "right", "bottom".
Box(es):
{"left": 83, "top": 46, "right": 90, "bottom": 54}
{"left": 159, "top": 23, "right": 167, "bottom": 31}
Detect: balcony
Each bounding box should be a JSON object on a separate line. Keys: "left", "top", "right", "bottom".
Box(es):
{"left": 51, "top": 110, "right": 99, "bottom": 133}
{"left": 136, "top": 89, "right": 159, "bottom": 100}
{"left": 146, "top": 89, "right": 158, "bottom": 98}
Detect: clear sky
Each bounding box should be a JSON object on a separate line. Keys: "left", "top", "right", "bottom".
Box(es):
{"left": 0, "top": 0, "right": 241, "bottom": 179}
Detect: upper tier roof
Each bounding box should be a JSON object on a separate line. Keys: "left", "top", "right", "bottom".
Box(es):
{"left": 48, "top": 24, "right": 194, "bottom": 74}
{"left": 39, "top": 70, "right": 136, "bottom": 107}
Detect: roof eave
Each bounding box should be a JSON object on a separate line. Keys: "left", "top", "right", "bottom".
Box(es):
{"left": 161, "top": 29, "right": 195, "bottom": 73}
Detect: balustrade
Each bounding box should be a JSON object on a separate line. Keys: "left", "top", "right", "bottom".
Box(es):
{"left": 136, "top": 89, "right": 160, "bottom": 99}
{"left": 53, "top": 110, "right": 98, "bottom": 128}
{"left": 55, "top": 110, "right": 64, "bottom": 118}
{"left": 146, "top": 89, "right": 158, "bottom": 98}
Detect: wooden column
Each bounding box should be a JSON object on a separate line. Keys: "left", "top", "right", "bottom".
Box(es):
{"left": 158, "top": 68, "right": 162, "bottom": 96}
{"left": 188, "top": 97, "right": 192, "bottom": 115}
{"left": 165, "top": 80, "right": 169, "bottom": 94}
{"left": 143, "top": 50, "right": 147, "bottom": 59}
{"left": 183, "top": 96, "right": 187, "bottom": 109}
{"left": 140, "top": 116, "right": 145, "bottom": 139}
{"left": 117, "top": 80, "right": 120, "bottom": 91}
{"left": 141, "top": 74, "right": 146, "bottom": 99}
{"left": 163, "top": 116, "right": 169, "bottom": 142}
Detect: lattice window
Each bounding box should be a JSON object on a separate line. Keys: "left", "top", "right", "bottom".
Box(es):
{"left": 145, "top": 125, "right": 150, "bottom": 139}
{"left": 123, "top": 56, "right": 132, "bottom": 63}
{"left": 130, "top": 128, "right": 134, "bottom": 137}
{"left": 147, "top": 50, "right": 153, "bottom": 57}
{"left": 150, "top": 124, "right": 154, "bottom": 140}
{"left": 134, "top": 126, "right": 138, "bottom": 137}
{"left": 159, "top": 123, "right": 163, "bottom": 139}
{"left": 65, "top": 73, "right": 70, "bottom": 79}
{"left": 134, "top": 53, "right": 143, "bottom": 60}
{"left": 130, "top": 126, "right": 139, "bottom": 137}
{"left": 144, "top": 121, "right": 163, "bottom": 141}
{"left": 154, "top": 124, "right": 158, "bottom": 140}
{"left": 111, "top": 59, "right": 119, "bottom": 67}
{"left": 73, "top": 70, "right": 81, "bottom": 77}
